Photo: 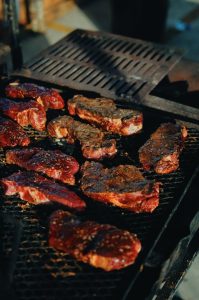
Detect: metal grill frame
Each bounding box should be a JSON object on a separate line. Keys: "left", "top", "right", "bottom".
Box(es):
{"left": 13, "top": 29, "right": 183, "bottom": 104}
{"left": 0, "top": 76, "right": 199, "bottom": 300}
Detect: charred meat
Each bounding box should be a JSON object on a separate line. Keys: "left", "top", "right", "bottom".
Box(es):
{"left": 139, "top": 123, "right": 188, "bottom": 174}
{"left": 0, "top": 98, "right": 46, "bottom": 131}
{"left": 0, "top": 117, "right": 30, "bottom": 147}
{"left": 5, "top": 82, "right": 64, "bottom": 109}
{"left": 49, "top": 210, "right": 141, "bottom": 271}
{"left": 6, "top": 148, "right": 79, "bottom": 185}
{"left": 68, "top": 95, "right": 143, "bottom": 135}
{"left": 1, "top": 171, "right": 86, "bottom": 210}
{"left": 47, "top": 115, "right": 117, "bottom": 160}
{"left": 81, "top": 161, "right": 160, "bottom": 213}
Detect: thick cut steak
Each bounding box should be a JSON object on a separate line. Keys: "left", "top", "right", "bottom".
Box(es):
{"left": 0, "top": 98, "right": 46, "bottom": 131}
{"left": 6, "top": 148, "right": 79, "bottom": 185}
{"left": 81, "top": 161, "right": 160, "bottom": 213}
{"left": 68, "top": 95, "right": 143, "bottom": 135}
{"left": 0, "top": 117, "right": 30, "bottom": 147}
{"left": 47, "top": 115, "right": 117, "bottom": 160}
{"left": 49, "top": 210, "right": 141, "bottom": 271}
{"left": 5, "top": 82, "right": 65, "bottom": 109}
{"left": 1, "top": 171, "right": 86, "bottom": 210}
{"left": 139, "top": 123, "right": 188, "bottom": 174}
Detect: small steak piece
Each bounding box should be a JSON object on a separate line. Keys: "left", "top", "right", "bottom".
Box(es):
{"left": 1, "top": 171, "right": 86, "bottom": 210}
{"left": 5, "top": 82, "right": 64, "bottom": 109}
{"left": 47, "top": 115, "right": 117, "bottom": 160}
{"left": 139, "top": 123, "right": 188, "bottom": 174}
{"left": 68, "top": 95, "right": 143, "bottom": 135}
{"left": 0, "top": 98, "right": 46, "bottom": 131}
{"left": 0, "top": 117, "right": 30, "bottom": 147}
{"left": 49, "top": 210, "right": 141, "bottom": 271}
{"left": 6, "top": 148, "right": 79, "bottom": 185}
{"left": 81, "top": 161, "right": 160, "bottom": 213}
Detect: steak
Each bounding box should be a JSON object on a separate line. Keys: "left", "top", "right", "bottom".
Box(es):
{"left": 81, "top": 161, "right": 160, "bottom": 213}
{"left": 6, "top": 148, "right": 79, "bottom": 185}
{"left": 0, "top": 117, "right": 30, "bottom": 147}
{"left": 5, "top": 82, "right": 65, "bottom": 109}
{"left": 68, "top": 95, "right": 143, "bottom": 135}
{"left": 47, "top": 115, "right": 117, "bottom": 160}
{"left": 1, "top": 171, "right": 86, "bottom": 210}
{"left": 0, "top": 98, "right": 46, "bottom": 131}
{"left": 49, "top": 210, "right": 141, "bottom": 271}
{"left": 139, "top": 123, "right": 188, "bottom": 174}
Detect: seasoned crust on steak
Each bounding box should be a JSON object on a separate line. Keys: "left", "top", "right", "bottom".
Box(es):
{"left": 68, "top": 95, "right": 143, "bottom": 135}
{"left": 0, "top": 117, "right": 30, "bottom": 147}
{"left": 5, "top": 82, "right": 65, "bottom": 110}
{"left": 47, "top": 115, "right": 117, "bottom": 160}
{"left": 1, "top": 171, "right": 86, "bottom": 210}
{"left": 139, "top": 123, "right": 188, "bottom": 174}
{"left": 6, "top": 148, "right": 79, "bottom": 185}
{"left": 0, "top": 98, "right": 46, "bottom": 131}
{"left": 49, "top": 210, "right": 141, "bottom": 271}
{"left": 81, "top": 161, "right": 160, "bottom": 213}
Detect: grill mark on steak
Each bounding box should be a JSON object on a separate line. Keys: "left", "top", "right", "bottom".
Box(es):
{"left": 6, "top": 148, "right": 79, "bottom": 185}
{"left": 81, "top": 161, "right": 160, "bottom": 213}
{"left": 67, "top": 95, "right": 143, "bottom": 135}
{"left": 0, "top": 117, "right": 30, "bottom": 147}
{"left": 0, "top": 98, "right": 46, "bottom": 131}
{"left": 5, "top": 82, "right": 65, "bottom": 110}
{"left": 139, "top": 123, "right": 188, "bottom": 174}
{"left": 49, "top": 210, "right": 141, "bottom": 271}
{"left": 1, "top": 171, "right": 86, "bottom": 210}
{"left": 47, "top": 115, "right": 117, "bottom": 160}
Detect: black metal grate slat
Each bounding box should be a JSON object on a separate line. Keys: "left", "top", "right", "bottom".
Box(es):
{"left": 14, "top": 29, "right": 183, "bottom": 103}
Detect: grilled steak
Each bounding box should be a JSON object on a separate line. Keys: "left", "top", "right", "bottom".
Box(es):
{"left": 0, "top": 117, "right": 30, "bottom": 147}
{"left": 1, "top": 171, "right": 86, "bottom": 210}
{"left": 47, "top": 115, "right": 117, "bottom": 160}
{"left": 49, "top": 210, "right": 141, "bottom": 271}
{"left": 139, "top": 123, "right": 188, "bottom": 174}
{"left": 81, "top": 161, "right": 160, "bottom": 213}
{"left": 0, "top": 98, "right": 46, "bottom": 131}
{"left": 6, "top": 148, "right": 79, "bottom": 185}
{"left": 68, "top": 95, "right": 143, "bottom": 135}
{"left": 5, "top": 82, "right": 64, "bottom": 109}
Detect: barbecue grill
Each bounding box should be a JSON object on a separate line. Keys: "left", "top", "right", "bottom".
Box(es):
{"left": 0, "top": 28, "right": 199, "bottom": 300}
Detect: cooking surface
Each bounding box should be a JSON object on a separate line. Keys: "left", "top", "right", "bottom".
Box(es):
{"left": 14, "top": 29, "right": 183, "bottom": 103}
{"left": 0, "top": 81, "right": 199, "bottom": 300}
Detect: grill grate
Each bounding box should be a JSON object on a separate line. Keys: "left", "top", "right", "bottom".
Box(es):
{"left": 1, "top": 81, "right": 199, "bottom": 300}
{"left": 14, "top": 29, "right": 183, "bottom": 103}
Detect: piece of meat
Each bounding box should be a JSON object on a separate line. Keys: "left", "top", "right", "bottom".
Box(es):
{"left": 49, "top": 210, "right": 141, "bottom": 271}
{"left": 68, "top": 95, "right": 143, "bottom": 135}
{"left": 0, "top": 98, "right": 46, "bottom": 131}
{"left": 1, "top": 171, "right": 86, "bottom": 210}
{"left": 0, "top": 117, "right": 30, "bottom": 147}
{"left": 47, "top": 115, "right": 117, "bottom": 160}
{"left": 5, "top": 82, "right": 64, "bottom": 109}
{"left": 81, "top": 161, "right": 160, "bottom": 213}
{"left": 139, "top": 123, "right": 188, "bottom": 174}
{"left": 6, "top": 148, "right": 79, "bottom": 185}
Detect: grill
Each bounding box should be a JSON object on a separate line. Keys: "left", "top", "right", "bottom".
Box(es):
{"left": 14, "top": 29, "right": 183, "bottom": 103}
{"left": 1, "top": 29, "right": 199, "bottom": 300}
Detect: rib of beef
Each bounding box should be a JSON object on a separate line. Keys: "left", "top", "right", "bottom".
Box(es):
{"left": 0, "top": 117, "right": 30, "bottom": 147}
{"left": 0, "top": 98, "right": 46, "bottom": 131}
{"left": 67, "top": 95, "right": 143, "bottom": 135}
{"left": 49, "top": 210, "right": 141, "bottom": 271}
{"left": 6, "top": 148, "right": 79, "bottom": 185}
{"left": 5, "top": 82, "right": 65, "bottom": 109}
{"left": 1, "top": 171, "right": 86, "bottom": 210}
{"left": 139, "top": 123, "right": 188, "bottom": 174}
{"left": 47, "top": 115, "right": 117, "bottom": 160}
{"left": 81, "top": 161, "right": 160, "bottom": 213}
